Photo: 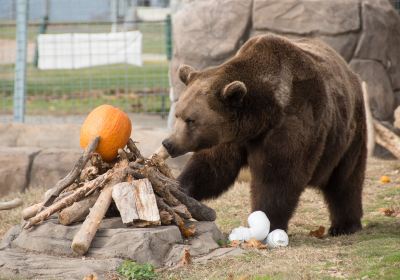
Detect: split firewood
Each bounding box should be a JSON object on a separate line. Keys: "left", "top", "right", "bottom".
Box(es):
{"left": 58, "top": 191, "right": 100, "bottom": 225}
{"left": 374, "top": 120, "right": 400, "bottom": 159}
{"left": 71, "top": 184, "right": 114, "bottom": 255}
{"left": 132, "top": 179, "right": 160, "bottom": 225}
{"left": 42, "top": 137, "right": 100, "bottom": 207}
{"left": 141, "top": 166, "right": 216, "bottom": 221}
{"left": 71, "top": 160, "right": 129, "bottom": 255}
{"left": 112, "top": 182, "right": 139, "bottom": 224}
{"left": 0, "top": 198, "right": 23, "bottom": 210}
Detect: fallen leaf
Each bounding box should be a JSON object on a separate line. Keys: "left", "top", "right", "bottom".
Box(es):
{"left": 180, "top": 223, "right": 196, "bottom": 238}
{"left": 229, "top": 240, "right": 241, "bottom": 248}
{"left": 180, "top": 248, "right": 191, "bottom": 266}
{"left": 380, "top": 175, "right": 391, "bottom": 184}
{"left": 309, "top": 226, "right": 325, "bottom": 238}
{"left": 242, "top": 238, "right": 268, "bottom": 250}
{"left": 83, "top": 273, "right": 98, "bottom": 280}
{"left": 378, "top": 207, "right": 399, "bottom": 217}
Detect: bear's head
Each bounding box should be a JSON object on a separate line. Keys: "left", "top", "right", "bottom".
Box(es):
{"left": 163, "top": 35, "right": 319, "bottom": 158}
{"left": 162, "top": 64, "right": 254, "bottom": 158}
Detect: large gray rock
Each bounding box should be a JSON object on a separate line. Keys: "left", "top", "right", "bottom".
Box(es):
{"left": 170, "top": 0, "right": 400, "bottom": 121}
{"left": 0, "top": 147, "right": 41, "bottom": 197}
{"left": 252, "top": 0, "right": 360, "bottom": 35}
{"left": 171, "top": 0, "right": 253, "bottom": 99}
{"left": 28, "top": 148, "right": 81, "bottom": 190}
{"left": 0, "top": 217, "right": 225, "bottom": 279}
{"left": 0, "top": 249, "right": 123, "bottom": 280}
{"left": 355, "top": 0, "right": 400, "bottom": 90}
{"left": 350, "top": 59, "right": 395, "bottom": 121}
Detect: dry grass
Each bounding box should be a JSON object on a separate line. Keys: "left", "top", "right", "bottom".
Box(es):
{"left": 161, "top": 158, "right": 400, "bottom": 280}
{"left": 1, "top": 158, "right": 399, "bottom": 280}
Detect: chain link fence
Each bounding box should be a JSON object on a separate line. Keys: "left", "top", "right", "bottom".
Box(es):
{"left": 0, "top": 0, "right": 172, "bottom": 123}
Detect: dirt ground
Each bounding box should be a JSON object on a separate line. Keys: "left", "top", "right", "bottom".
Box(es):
{"left": 0, "top": 157, "right": 399, "bottom": 280}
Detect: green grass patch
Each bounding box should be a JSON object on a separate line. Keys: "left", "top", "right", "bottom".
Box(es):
{"left": 0, "top": 62, "right": 170, "bottom": 115}
{"left": 117, "top": 260, "right": 157, "bottom": 280}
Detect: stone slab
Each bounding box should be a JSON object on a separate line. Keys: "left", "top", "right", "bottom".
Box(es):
{"left": 0, "top": 147, "right": 41, "bottom": 197}
{"left": 252, "top": 0, "right": 360, "bottom": 35}
{"left": 0, "top": 217, "right": 224, "bottom": 278}
{"left": 349, "top": 59, "right": 395, "bottom": 121}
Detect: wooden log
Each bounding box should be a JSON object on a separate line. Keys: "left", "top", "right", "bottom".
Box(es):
{"left": 0, "top": 198, "right": 23, "bottom": 210}
{"left": 159, "top": 210, "right": 173, "bottom": 225}
{"left": 24, "top": 160, "right": 128, "bottom": 229}
{"left": 71, "top": 184, "right": 114, "bottom": 255}
{"left": 22, "top": 191, "right": 73, "bottom": 220}
{"left": 22, "top": 203, "right": 43, "bottom": 220}
{"left": 24, "top": 171, "right": 111, "bottom": 229}
{"left": 43, "top": 137, "right": 100, "bottom": 207}
{"left": 374, "top": 120, "right": 400, "bottom": 159}
{"left": 143, "top": 166, "right": 216, "bottom": 221}
{"left": 58, "top": 191, "right": 100, "bottom": 225}
{"left": 156, "top": 196, "right": 185, "bottom": 229}
{"left": 112, "top": 182, "right": 139, "bottom": 224}
{"left": 172, "top": 204, "right": 192, "bottom": 220}
{"left": 132, "top": 179, "right": 160, "bottom": 225}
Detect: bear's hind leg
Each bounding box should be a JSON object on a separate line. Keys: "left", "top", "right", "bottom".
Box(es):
{"left": 323, "top": 141, "right": 366, "bottom": 236}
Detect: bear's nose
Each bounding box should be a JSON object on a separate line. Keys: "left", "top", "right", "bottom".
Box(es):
{"left": 162, "top": 139, "right": 173, "bottom": 153}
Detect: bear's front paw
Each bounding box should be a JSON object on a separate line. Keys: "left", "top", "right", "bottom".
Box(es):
{"left": 329, "top": 222, "right": 362, "bottom": 236}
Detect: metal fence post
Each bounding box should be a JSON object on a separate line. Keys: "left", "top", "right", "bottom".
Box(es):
{"left": 13, "top": 0, "right": 29, "bottom": 122}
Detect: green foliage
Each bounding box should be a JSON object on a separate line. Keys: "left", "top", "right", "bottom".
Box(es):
{"left": 216, "top": 238, "right": 231, "bottom": 247}
{"left": 117, "top": 260, "right": 157, "bottom": 280}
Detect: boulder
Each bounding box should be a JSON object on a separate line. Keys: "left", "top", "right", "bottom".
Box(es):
{"left": 252, "top": 0, "right": 360, "bottom": 35}
{"left": 170, "top": 0, "right": 400, "bottom": 119}
{"left": 170, "top": 0, "right": 253, "bottom": 99}
{"left": 354, "top": 0, "right": 400, "bottom": 90}
{"left": 0, "top": 147, "right": 41, "bottom": 197}
{"left": 349, "top": 59, "right": 395, "bottom": 121}
{"left": 0, "top": 218, "right": 227, "bottom": 279}
{"left": 28, "top": 148, "right": 82, "bottom": 190}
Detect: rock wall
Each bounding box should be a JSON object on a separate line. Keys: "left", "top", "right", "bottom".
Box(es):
{"left": 170, "top": 0, "right": 400, "bottom": 121}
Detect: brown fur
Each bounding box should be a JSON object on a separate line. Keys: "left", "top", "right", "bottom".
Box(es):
{"left": 163, "top": 34, "right": 367, "bottom": 236}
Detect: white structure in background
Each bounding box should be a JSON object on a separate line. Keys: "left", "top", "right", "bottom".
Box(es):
{"left": 37, "top": 31, "right": 142, "bottom": 69}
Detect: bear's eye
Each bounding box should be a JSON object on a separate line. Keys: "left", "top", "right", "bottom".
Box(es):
{"left": 185, "top": 118, "right": 195, "bottom": 125}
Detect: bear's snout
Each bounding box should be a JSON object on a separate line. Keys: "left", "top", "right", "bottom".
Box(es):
{"left": 162, "top": 138, "right": 181, "bottom": 158}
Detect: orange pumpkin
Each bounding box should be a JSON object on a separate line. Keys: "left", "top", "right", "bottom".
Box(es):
{"left": 80, "top": 104, "right": 132, "bottom": 162}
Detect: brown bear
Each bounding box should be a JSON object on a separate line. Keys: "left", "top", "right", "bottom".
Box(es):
{"left": 162, "top": 34, "right": 367, "bottom": 236}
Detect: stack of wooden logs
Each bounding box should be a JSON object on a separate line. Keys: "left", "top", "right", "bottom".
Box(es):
{"left": 21, "top": 138, "right": 216, "bottom": 255}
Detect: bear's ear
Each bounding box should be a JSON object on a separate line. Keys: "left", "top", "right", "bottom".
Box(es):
{"left": 178, "top": 64, "right": 197, "bottom": 85}
{"left": 221, "top": 81, "right": 247, "bottom": 106}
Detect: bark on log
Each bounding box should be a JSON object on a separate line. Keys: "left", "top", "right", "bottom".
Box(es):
{"left": 159, "top": 210, "right": 173, "bottom": 225}
{"left": 25, "top": 160, "right": 128, "bottom": 229}
{"left": 24, "top": 172, "right": 111, "bottom": 229}
{"left": 43, "top": 137, "right": 100, "bottom": 207}
{"left": 132, "top": 179, "right": 160, "bottom": 225}
{"left": 22, "top": 203, "right": 43, "bottom": 220}
{"left": 71, "top": 184, "right": 114, "bottom": 255}
{"left": 143, "top": 166, "right": 216, "bottom": 221}
{"left": 374, "top": 120, "right": 400, "bottom": 159}
{"left": 112, "top": 182, "right": 139, "bottom": 224}
{"left": 58, "top": 191, "right": 100, "bottom": 225}
{"left": 0, "top": 198, "right": 23, "bottom": 210}
{"left": 22, "top": 191, "right": 75, "bottom": 220}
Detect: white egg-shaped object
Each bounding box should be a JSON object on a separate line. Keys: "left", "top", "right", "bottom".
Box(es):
{"left": 265, "top": 229, "right": 289, "bottom": 248}
{"left": 229, "top": 211, "right": 270, "bottom": 241}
